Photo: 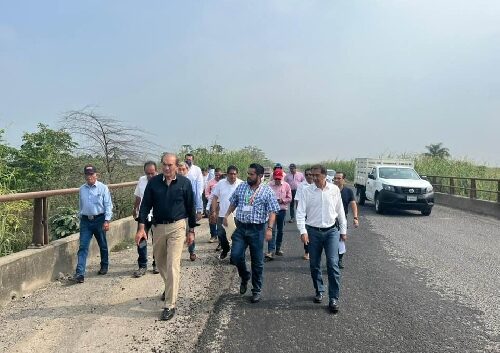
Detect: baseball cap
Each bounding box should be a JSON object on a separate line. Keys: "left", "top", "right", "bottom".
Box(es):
{"left": 274, "top": 163, "right": 283, "bottom": 169}
{"left": 83, "top": 165, "right": 97, "bottom": 175}
{"left": 273, "top": 169, "right": 284, "bottom": 179}
{"left": 289, "top": 163, "right": 296, "bottom": 168}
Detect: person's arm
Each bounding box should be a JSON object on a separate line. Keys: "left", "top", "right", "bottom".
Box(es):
{"left": 283, "top": 184, "right": 292, "bottom": 204}
{"left": 265, "top": 212, "right": 276, "bottom": 241}
{"left": 103, "top": 185, "right": 113, "bottom": 231}
{"left": 335, "top": 191, "right": 347, "bottom": 240}
{"left": 133, "top": 196, "right": 141, "bottom": 218}
{"left": 350, "top": 200, "right": 359, "bottom": 227}
{"left": 296, "top": 189, "right": 308, "bottom": 243}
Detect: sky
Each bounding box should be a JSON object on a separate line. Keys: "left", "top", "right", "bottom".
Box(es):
{"left": 1, "top": 0, "right": 500, "bottom": 166}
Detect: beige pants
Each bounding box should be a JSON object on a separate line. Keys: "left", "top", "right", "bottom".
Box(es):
{"left": 153, "top": 220, "right": 186, "bottom": 309}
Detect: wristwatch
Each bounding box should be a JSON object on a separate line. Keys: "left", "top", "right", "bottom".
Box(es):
{"left": 353, "top": 217, "right": 359, "bottom": 220}
{"left": 267, "top": 226, "right": 273, "bottom": 230}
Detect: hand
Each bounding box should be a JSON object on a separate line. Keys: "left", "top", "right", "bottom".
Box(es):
{"left": 340, "top": 233, "right": 347, "bottom": 241}
{"left": 185, "top": 231, "right": 195, "bottom": 246}
{"left": 135, "top": 229, "right": 147, "bottom": 245}
{"left": 196, "top": 212, "right": 202, "bottom": 221}
{"left": 265, "top": 228, "right": 272, "bottom": 241}
{"left": 223, "top": 217, "right": 228, "bottom": 227}
{"left": 353, "top": 218, "right": 359, "bottom": 228}
{"left": 301, "top": 233, "right": 309, "bottom": 245}
{"left": 103, "top": 221, "right": 110, "bottom": 232}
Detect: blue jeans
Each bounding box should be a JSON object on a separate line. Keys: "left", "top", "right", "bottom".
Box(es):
{"left": 188, "top": 241, "right": 195, "bottom": 254}
{"left": 289, "top": 189, "right": 297, "bottom": 219}
{"left": 267, "top": 209, "right": 286, "bottom": 252}
{"left": 230, "top": 221, "right": 265, "bottom": 294}
{"left": 137, "top": 220, "right": 154, "bottom": 268}
{"left": 217, "top": 217, "right": 231, "bottom": 252}
{"left": 307, "top": 225, "right": 341, "bottom": 300}
{"left": 76, "top": 215, "right": 109, "bottom": 276}
{"left": 209, "top": 222, "right": 218, "bottom": 237}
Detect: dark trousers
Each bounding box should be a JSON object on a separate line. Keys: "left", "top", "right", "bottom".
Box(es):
{"left": 137, "top": 220, "right": 154, "bottom": 268}
{"left": 230, "top": 221, "right": 265, "bottom": 294}
{"left": 289, "top": 189, "right": 297, "bottom": 219}
{"left": 76, "top": 214, "right": 108, "bottom": 276}
{"left": 217, "top": 217, "right": 231, "bottom": 252}
{"left": 267, "top": 209, "right": 286, "bottom": 252}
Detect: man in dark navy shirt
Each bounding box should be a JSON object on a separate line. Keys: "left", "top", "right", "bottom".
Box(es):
{"left": 136, "top": 152, "right": 196, "bottom": 321}
{"left": 334, "top": 172, "right": 360, "bottom": 269}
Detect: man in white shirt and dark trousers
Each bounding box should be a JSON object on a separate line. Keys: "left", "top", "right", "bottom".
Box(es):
{"left": 132, "top": 161, "right": 158, "bottom": 277}
{"left": 296, "top": 164, "right": 347, "bottom": 313}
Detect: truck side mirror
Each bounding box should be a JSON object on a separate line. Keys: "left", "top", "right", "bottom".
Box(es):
{"left": 421, "top": 175, "right": 428, "bottom": 180}
{"left": 368, "top": 174, "right": 375, "bottom": 180}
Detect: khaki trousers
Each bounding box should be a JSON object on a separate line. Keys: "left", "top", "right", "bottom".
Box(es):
{"left": 153, "top": 220, "right": 186, "bottom": 309}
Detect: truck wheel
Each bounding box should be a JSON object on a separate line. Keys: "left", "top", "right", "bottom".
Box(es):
{"left": 375, "top": 194, "right": 384, "bottom": 214}
{"left": 356, "top": 188, "right": 366, "bottom": 205}
{"left": 421, "top": 208, "right": 432, "bottom": 216}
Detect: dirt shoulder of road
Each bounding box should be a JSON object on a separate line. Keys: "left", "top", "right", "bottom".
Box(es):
{"left": 0, "top": 219, "right": 237, "bottom": 353}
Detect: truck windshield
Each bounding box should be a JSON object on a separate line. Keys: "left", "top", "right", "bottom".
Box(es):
{"left": 378, "top": 167, "right": 420, "bottom": 180}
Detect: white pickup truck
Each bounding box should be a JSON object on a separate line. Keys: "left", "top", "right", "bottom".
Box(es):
{"left": 353, "top": 158, "right": 434, "bottom": 215}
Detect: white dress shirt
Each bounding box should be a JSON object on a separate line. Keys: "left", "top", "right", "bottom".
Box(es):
{"left": 211, "top": 178, "right": 243, "bottom": 217}
{"left": 187, "top": 164, "right": 204, "bottom": 210}
{"left": 296, "top": 182, "right": 347, "bottom": 235}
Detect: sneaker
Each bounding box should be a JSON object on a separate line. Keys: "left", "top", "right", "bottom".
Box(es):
{"left": 160, "top": 308, "right": 175, "bottom": 321}
{"left": 303, "top": 253, "right": 309, "bottom": 260}
{"left": 215, "top": 243, "right": 222, "bottom": 252}
{"left": 152, "top": 264, "right": 159, "bottom": 274}
{"left": 209, "top": 236, "right": 218, "bottom": 243}
{"left": 219, "top": 249, "right": 229, "bottom": 260}
{"left": 239, "top": 281, "right": 248, "bottom": 295}
{"left": 133, "top": 267, "right": 147, "bottom": 278}
{"left": 329, "top": 298, "right": 339, "bottom": 313}
{"left": 314, "top": 293, "right": 323, "bottom": 303}
{"left": 189, "top": 253, "right": 197, "bottom": 261}
{"left": 264, "top": 252, "right": 274, "bottom": 262}
{"left": 70, "top": 274, "right": 84, "bottom": 283}
{"left": 97, "top": 268, "right": 108, "bottom": 275}
{"left": 275, "top": 250, "right": 284, "bottom": 256}
{"left": 250, "top": 293, "right": 261, "bottom": 303}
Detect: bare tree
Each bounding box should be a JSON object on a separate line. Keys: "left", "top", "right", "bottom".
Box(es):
{"left": 60, "top": 107, "right": 162, "bottom": 182}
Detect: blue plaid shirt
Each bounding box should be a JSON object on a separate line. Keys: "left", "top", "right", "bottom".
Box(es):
{"left": 229, "top": 182, "right": 280, "bottom": 224}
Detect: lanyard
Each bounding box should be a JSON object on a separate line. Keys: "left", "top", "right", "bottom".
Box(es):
{"left": 245, "top": 185, "right": 261, "bottom": 205}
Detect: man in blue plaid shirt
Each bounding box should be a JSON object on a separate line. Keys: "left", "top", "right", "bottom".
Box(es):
{"left": 223, "top": 163, "right": 280, "bottom": 303}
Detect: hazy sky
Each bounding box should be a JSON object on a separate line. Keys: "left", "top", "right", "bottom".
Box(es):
{"left": 1, "top": 0, "right": 500, "bottom": 166}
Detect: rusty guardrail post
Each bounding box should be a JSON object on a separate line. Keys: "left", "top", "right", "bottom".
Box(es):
{"left": 449, "top": 177, "right": 455, "bottom": 195}
{"left": 30, "top": 198, "right": 44, "bottom": 248}
{"left": 470, "top": 178, "right": 477, "bottom": 199}
{"left": 43, "top": 197, "right": 49, "bottom": 245}
{"left": 498, "top": 181, "right": 500, "bottom": 203}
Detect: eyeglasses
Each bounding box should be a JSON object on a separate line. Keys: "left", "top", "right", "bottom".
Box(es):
{"left": 305, "top": 174, "right": 312, "bottom": 177}
{"left": 333, "top": 177, "right": 343, "bottom": 180}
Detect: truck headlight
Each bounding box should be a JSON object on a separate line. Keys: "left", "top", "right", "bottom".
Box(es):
{"left": 426, "top": 186, "right": 433, "bottom": 193}
{"left": 382, "top": 184, "right": 395, "bottom": 192}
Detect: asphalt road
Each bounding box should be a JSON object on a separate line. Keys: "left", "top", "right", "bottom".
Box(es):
{"left": 195, "top": 204, "right": 500, "bottom": 353}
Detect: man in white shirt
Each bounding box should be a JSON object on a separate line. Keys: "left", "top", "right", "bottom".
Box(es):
{"left": 132, "top": 161, "right": 158, "bottom": 277}
{"left": 296, "top": 164, "right": 347, "bottom": 313}
{"left": 210, "top": 165, "right": 243, "bottom": 260}
{"left": 185, "top": 153, "right": 204, "bottom": 218}
{"left": 294, "top": 167, "right": 313, "bottom": 260}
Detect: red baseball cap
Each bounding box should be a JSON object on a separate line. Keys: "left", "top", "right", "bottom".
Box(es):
{"left": 273, "top": 169, "right": 284, "bottom": 179}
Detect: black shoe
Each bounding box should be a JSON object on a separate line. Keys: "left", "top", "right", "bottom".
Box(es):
{"left": 215, "top": 244, "right": 222, "bottom": 252}
{"left": 264, "top": 252, "right": 273, "bottom": 262}
{"left": 70, "top": 274, "right": 84, "bottom": 283}
{"left": 219, "top": 249, "right": 229, "bottom": 260}
{"left": 250, "top": 293, "right": 261, "bottom": 303}
{"left": 160, "top": 308, "right": 175, "bottom": 321}
{"left": 98, "top": 268, "right": 108, "bottom": 275}
{"left": 338, "top": 255, "right": 344, "bottom": 269}
{"left": 275, "top": 249, "right": 284, "bottom": 256}
{"left": 161, "top": 291, "right": 165, "bottom": 301}
{"left": 239, "top": 281, "right": 248, "bottom": 295}
{"left": 329, "top": 299, "right": 339, "bottom": 313}
{"left": 133, "top": 267, "right": 147, "bottom": 278}
{"left": 313, "top": 293, "right": 323, "bottom": 303}
{"left": 152, "top": 264, "right": 159, "bottom": 274}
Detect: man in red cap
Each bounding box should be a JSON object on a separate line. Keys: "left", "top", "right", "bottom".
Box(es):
{"left": 265, "top": 169, "right": 292, "bottom": 261}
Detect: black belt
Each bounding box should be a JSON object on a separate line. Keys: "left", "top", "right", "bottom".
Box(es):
{"left": 82, "top": 213, "right": 104, "bottom": 220}
{"left": 154, "top": 218, "right": 184, "bottom": 225}
{"left": 235, "top": 220, "right": 265, "bottom": 229}
{"left": 306, "top": 224, "right": 337, "bottom": 232}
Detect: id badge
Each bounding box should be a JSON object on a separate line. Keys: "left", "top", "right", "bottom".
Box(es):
{"left": 242, "top": 205, "right": 253, "bottom": 213}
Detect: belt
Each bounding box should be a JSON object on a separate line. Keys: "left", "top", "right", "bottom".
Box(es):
{"left": 154, "top": 218, "right": 184, "bottom": 225}
{"left": 306, "top": 224, "right": 337, "bottom": 232}
{"left": 236, "top": 220, "right": 265, "bottom": 229}
{"left": 82, "top": 213, "right": 104, "bottom": 220}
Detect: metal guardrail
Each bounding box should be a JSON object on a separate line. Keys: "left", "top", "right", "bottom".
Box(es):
{"left": 427, "top": 175, "right": 500, "bottom": 203}
{"left": 0, "top": 181, "right": 137, "bottom": 248}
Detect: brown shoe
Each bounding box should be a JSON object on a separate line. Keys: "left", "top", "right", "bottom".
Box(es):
{"left": 189, "top": 253, "right": 197, "bottom": 261}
